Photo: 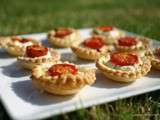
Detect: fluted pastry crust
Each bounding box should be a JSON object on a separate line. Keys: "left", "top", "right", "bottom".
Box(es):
{"left": 71, "top": 35, "right": 115, "bottom": 60}
{"left": 115, "top": 36, "right": 150, "bottom": 52}
{"left": 71, "top": 45, "right": 114, "bottom": 60}
{"left": 0, "top": 36, "right": 40, "bottom": 56}
{"left": 48, "top": 28, "right": 81, "bottom": 48}
{"left": 150, "top": 48, "right": 160, "bottom": 70}
{"left": 96, "top": 53, "right": 151, "bottom": 82}
{"left": 152, "top": 60, "right": 160, "bottom": 70}
{"left": 31, "top": 61, "right": 96, "bottom": 95}
{"left": 17, "top": 48, "right": 60, "bottom": 70}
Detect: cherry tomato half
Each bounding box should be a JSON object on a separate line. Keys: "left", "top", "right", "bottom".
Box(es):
{"left": 54, "top": 28, "right": 72, "bottom": 38}
{"left": 118, "top": 36, "right": 137, "bottom": 47}
{"left": 83, "top": 36, "right": 104, "bottom": 50}
{"left": 110, "top": 52, "right": 138, "bottom": 66}
{"left": 26, "top": 45, "right": 48, "bottom": 58}
{"left": 48, "top": 64, "right": 77, "bottom": 76}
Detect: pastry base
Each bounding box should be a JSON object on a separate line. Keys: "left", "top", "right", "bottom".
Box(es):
{"left": 5, "top": 46, "right": 25, "bottom": 56}
{"left": 18, "top": 60, "right": 39, "bottom": 70}
{"left": 32, "top": 78, "right": 85, "bottom": 95}
{"left": 71, "top": 45, "right": 114, "bottom": 60}
{"left": 1, "top": 36, "right": 40, "bottom": 57}
{"left": 151, "top": 60, "right": 160, "bottom": 70}
{"left": 96, "top": 56, "right": 151, "bottom": 83}
{"left": 17, "top": 49, "right": 60, "bottom": 70}
{"left": 116, "top": 36, "right": 150, "bottom": 52}
{"left": 31, "top": 62, "right": 96, "bottom": 95}
{"left": 71, "top": 46, "right": 101, "bottom": 60}
{"left": 48, "top": 30, "right": 81, "bottom": 48}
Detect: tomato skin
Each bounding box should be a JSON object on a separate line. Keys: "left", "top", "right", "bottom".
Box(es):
{"left": 97, "top": 25, "right": 113, "bottom": 32}
{"left": 48, "top": 64, "right": 77, "bottom": 77}
{"left": 83, "top": 36, "right": 104, "bottom": 50}
{"left": 118, "top": 36, "right": 137, "bottom": 47}
{"left": 110, "top": 52, "right": 138, "bottom": 66}
{"left": 54, "top": 28, "right": 72, "bottom": 38}
{"left": 12, "top": 37, "right": 31, "bottom": 43}
{"left": 26, "top": 45, "right": 48, "bottom": 58}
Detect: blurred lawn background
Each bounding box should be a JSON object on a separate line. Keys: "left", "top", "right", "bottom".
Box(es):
{"left": 0, "top": 0, "right": 160, "bottom": 119}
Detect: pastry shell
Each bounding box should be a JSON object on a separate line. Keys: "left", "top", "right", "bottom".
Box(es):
{"left": 151, "top": 60, "right": 160, "bottom": 70}
{"left": 115, "top": 36, "right": 150, "bottom": 52}
{"left": 48, "top": 28, "right": 81, "bottom": 48}
{"left": 17, "top": 48, "right": 60, "bottom": 70}
{"left": 71, "top": 45, "right": 114, "bottom": 60}
{"left": 71, "top": 35, "right": 115, "bottom": 60}
{"left": 96, "top": 53, "right": 151, "bottom": 83}
{"left": 31, "top": 61, "right": 96, "bottom": 95}
{"left": 150, "top": 48, "right": 160, "bottom": 70}
{"left": 0, "top": 36, "right": 40, "bottom": 56}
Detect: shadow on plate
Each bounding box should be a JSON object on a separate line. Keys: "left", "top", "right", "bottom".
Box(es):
{"left": 61, "top": 52, "right": 94, "bottom": 65}
{"left": 11, "top": 80, "right": 75, "bottom": 105}
{"left": 0, "top": 49, "right": 12, "bottom": 59}
{"left": 92, "top": 70, "right": 131, "bottom": 89}
{"left": 147, "top": 69, "right": 160, "bottom": 78}
{"left": 1, "top": 61, "right": 30, "bottom": 78}
{"left": 41, "top": 38, "right": 52, "bottom": 47}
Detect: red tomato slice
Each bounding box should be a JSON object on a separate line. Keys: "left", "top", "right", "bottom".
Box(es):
{"left": 83, "top": 36, "right": 104, "bottom": 49}
{"left": 156, "top": 48, "right": 160, "bottom": 59}
{"left": 96, "top": 25, "right": 113, "bottom": 32}
{"left": 48, "top": 64, "right": 77, "bottom": 76}
{"left": 118, "top": 36, "right": 137, "bottom": 47}
{"left": 12, "top": 37, "right": 31, "bottom": 43}
{"left": 54, "top": 28, "right": 72, "bottom": 38}
{"left": 26, "top": 45, "right": 48, "bottom": 58}
{"left": 110, "top": 52, "right": 138, "bottom": 66}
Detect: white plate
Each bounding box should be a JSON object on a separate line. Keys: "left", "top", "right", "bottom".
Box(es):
{"left": 0, "top": 28, "right": 160, "bottom": 120}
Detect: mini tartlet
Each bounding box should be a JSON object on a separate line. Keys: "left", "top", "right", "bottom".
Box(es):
{"left": 115, "top": 36, "right": 150, "bottom": 52}
{"left": 71, "top": 35, "right": 114, "bottom": 60}
{"left": 17, "top": 44, "right": 60, "bottom": 70}
{"left": 96, "top": 52, "right": 151, "bottom": 82}
{"left": 150, "top": 48, "right": 160, "bottom": 70}
{"left": 31, "top": 61, "right": 96, "bottom": 95}
{"left": 48, "top": 27, "right": 81, "bottom": 48}
{"left": 0, "top": 36, "right": 40, "bottom": 56}
{"left": 92, "top": 25, "right": 125, "bottom": 44}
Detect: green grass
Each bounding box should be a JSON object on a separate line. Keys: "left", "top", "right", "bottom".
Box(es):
{"left": 0, "top": 0, "right": 160, "bottom": 119}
